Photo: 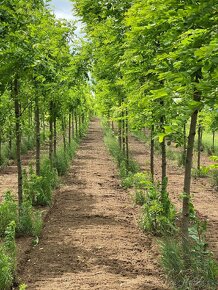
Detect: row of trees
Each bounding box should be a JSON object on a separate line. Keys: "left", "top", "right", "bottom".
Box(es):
{"left": 0, "top": 0, "right": 92, "bottom": 207}
{"left": 72, "top": 0, "right": 218, "bottom": 254}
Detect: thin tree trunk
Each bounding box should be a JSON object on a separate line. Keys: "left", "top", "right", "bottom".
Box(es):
{"left": 212, "top": 131, "right": 215, "bottom": 153}
{"left": 183, "top": 123, "right": 187, "bottom": 166}
{"left": 0, "top": 131, "right": 2, "bottom": 165}
{"left": 8, "top": 129, "right": 12, "bottom": 159}
{"left": 118, "top": 120, "right": 122, "bottom": 151}
{"left": 68, "top": 113, "right": 71, "bottom": 144}
{"left": 197, "top": 124, "right": 202, "bottom": 170}
{"left": 53, "top": 114, "right": 57, "bottom": 158}
{"left": 161, "top": 136, "right": 167, "bottom": 193}
{"left": 14, "top": 77, "right": 23, "bottom": 208}
{"left": 35, "top": 95, "right": 40, "bottom": 176}
{"left": 125, "top": 108, "right": 129, "bottom": 168}
{"left": 150, "top": 124, "right": 154, "bottom": 182}
{"left": 122, "top": 117, "right": 126, "bottom": 156}
{"left": 62, "top": 117, "right": 66, "bottom": 152}
{"left": 160, "top": 101, "right": 167, "bottom": 193}
{"left": 78, "top": 112, "right": 82, "bottom": 137}
{"left": 72, "top": 111, "right": 75, "bottom": 139}
{"left": 49, "top": 102, "right": 53, "bottom": 163}
{"left": 75, "top": 112, "right": 78, "bottom": 138}
{"left": 182, "top": 90, "right": 201, "bottom": 249}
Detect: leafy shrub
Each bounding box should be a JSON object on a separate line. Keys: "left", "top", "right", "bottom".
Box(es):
{"left": 134, "top": 190, "right": 146, "bottom": 205}
{"left": 211, "top": 169, "right": 218, "bottom": 191}
{"left": 0, "top": 192, "right": 18, "bottom": 236}
{"left": 0, "top": 221, "right": 16, "bottom": 290}
{"left": 17, "top": 200, "right": 42, "bottom": 237}
{"left": 0, "top": 247, "right": 13, "bottom": 290}
{"left": 53, "top": 148, "right": 69, "bottom": 176}
{"left": 53, "top": 141, "right": 79, "bottom": 176}
{"left": 192, "top": 166, "right": 210, "bottom": 178}
{"left": 23, "top": 159, "right": 58, "bottom": 206}
{"left": 140, "top": 184, "right": 176, "bottom": 236}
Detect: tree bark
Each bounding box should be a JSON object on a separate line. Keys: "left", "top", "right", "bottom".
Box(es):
{"left": 62, "top": 116, "right": 66, "bottom": 152}
{"left": 75, "top": 111, "right": 78, "bottom": 138}
{"left": 72, "top": 111, "right": 75, "bottom": 139}
{"left": 0, "top": 131, "right": 2, "bottom": 165}
{"left": 161, "top": 136, "right": 167, "bottom": 193}
{"left": 150, "top": 124, "right": 154, "bottom": 182}
{"left": 125, "top": 108, "right": 129, "bottom": 168}
{"left": 35, "top": 95, "right": 40, "bottom": 176}
{"left": 197, "top": 123, "right": 202, "bottom": 170}
{"left": 49, "top": 101, "right": 54, "bottom": 163}
{"left": 182, "top": 91, "right": 201, "bottom": 246}
{"left": 68, "top": 113, "right": 71, "bottom": 144}
{"left": 212, "top": 131, "right": 215, "bottom": 153}
{"left": 14, "top": 77, "right": 23, "bottom": 208}
{"left": 53, "top": 114, "right": 57, "bottom": 158}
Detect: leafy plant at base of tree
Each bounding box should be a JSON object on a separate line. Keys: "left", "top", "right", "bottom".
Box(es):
{"left": 0, "top": 221, "right": 16, "bottom": 290}
{"left": 0, "top": 192, "right": 18, "bottom": 236}
{"left": 192, "top": 166, "right": 210, "bottom": 179}
{"left": 17, "top": 200, "right": 42, "bottom": 237}
{"left": 140, "top": 183, "right": 176, "bottom": 236}
{"left": 0, "top": 246, "right": 13, "bottom": 290}
{"left": 23, "top": 162, "right": 58, "bottom": 206}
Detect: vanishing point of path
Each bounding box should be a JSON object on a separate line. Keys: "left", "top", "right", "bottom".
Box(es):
{"left": 18, "top": 119, "right": 169, "bottom": 290}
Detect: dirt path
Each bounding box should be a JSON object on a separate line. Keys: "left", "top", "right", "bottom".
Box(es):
{"left": 128, "top": 136, "right": 218, "bottom": 261}
{"left": 18, "top": 119, "right": 169, "bottom": 290}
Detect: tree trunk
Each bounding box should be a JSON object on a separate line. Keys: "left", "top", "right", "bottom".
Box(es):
{"left": 68, "top": 113, "right": 71, "bottom": 144}
{"left": 8, "top": 129, "right": 12, "bottom": 159}
{"left": 125, "top": 108, "right": 129, "bottom": 168}
{"left": 62, "top": 117, "right": 66, "bottom": 152}
{"left": 197, "top": 123, "right": 202, "bottom": 170}
{"left": 72, "top": 111, "right": 75, "bottom": 139}
{"left": 183, "top": 123, "right": 187, "bottom": 166}
{"left": 150, "top": 124, "right": 154, "bottom": 182}
{"left": 118, "top": 120, "right": 122, "bottom": 151}
{"left": 14, "top": 77, "right": 23, "bottom": 208}
{"left": 75, "top": 112, "right": 78, "bottom": 138}
{"left": 49, "top": 102, "right": 53, "bottom": 163}
{"left": 78, "top": 112, "right": 82, "bottom": 137}
{"left": 35, "top": 95, "right": 40, "bottom": 176}
{"left": 212, "top": 131, "right": 215, "bottom": 153}
{"left": 161, "top": 136, "right": 167, "bottom": 193}
{"left": 160, "top": 101, "right": 167, "bottom": 193}
{"left": 53, "top": 114, "right": 57, "bottom": 158}
{"left": 0, "top": 131, "right": 2, "bottom": 165}
{"left": 182, "top": 91, "right": 200, "bottom": 248}
{"left": 122, "top": 117, "right": 126, "bottom": 156}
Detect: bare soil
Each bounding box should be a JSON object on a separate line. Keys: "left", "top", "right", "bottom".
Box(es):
{"left": 17, "top": 119, "right": 169, "bottom": 290}
{"left": 128, "top": 136, "right": 218, "bottom": 261}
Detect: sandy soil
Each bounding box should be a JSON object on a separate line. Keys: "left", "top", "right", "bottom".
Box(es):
{"left": 17, "top": 119, "right": 170, "bottom": 290}
{"left": 128, "top": 136, "right": 218, "bottom": 261}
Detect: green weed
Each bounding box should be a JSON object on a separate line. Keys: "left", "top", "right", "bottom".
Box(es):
{"left": 161, "top": 233, "right": 218, "bottom": 289}
{"left": 0, "top": 221, "right": 16, "bottom": 290}
{"left": 140, "top": 184, "right": 176, "bottom": 236}
{"left": 17, "top": 200, "right": 42, "bottom": 237}
{"left": 192, "top": 166, "right": 210, "bottom": 179}
{"left": 0, "top": 192, "right": 18, "bottom": 236}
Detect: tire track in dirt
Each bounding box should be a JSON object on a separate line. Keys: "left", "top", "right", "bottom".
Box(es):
{"left": 128, "top": 136, "right": 218, "bottom": 261}
{"left": 18, "top": 119, "right": 170, "bottom": 290}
